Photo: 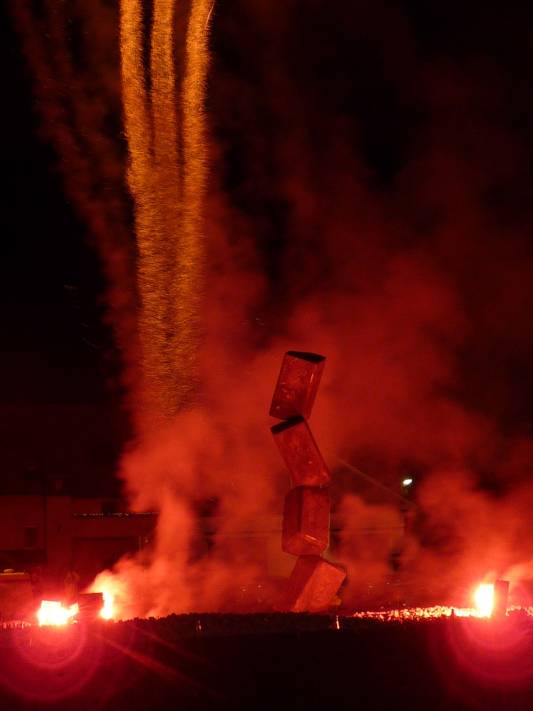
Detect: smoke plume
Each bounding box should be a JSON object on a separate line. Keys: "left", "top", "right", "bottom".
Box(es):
{"left": 14, "top": 0, "right": 533, "bottom": 613}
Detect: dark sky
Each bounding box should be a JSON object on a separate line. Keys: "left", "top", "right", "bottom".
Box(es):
{"left": 2, "top": 1, "right": 126, "bottom": 495}
{"left": 2, "top": 1, "right": 533, "bottom": 496}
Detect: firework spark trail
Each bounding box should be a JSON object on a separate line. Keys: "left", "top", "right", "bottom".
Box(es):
{"left": 121, "top": 0, "right": 213, "bottom": 422}
{"left": 121, "top": 0, "right": 177, "bottom": 423}
{"left": 12, "top": 1, "right": 138, "bottom": 391}
{"left": 19, "top": 0, "right": 214, "bottom": 424}
{"left": 173, "top": 0, "right": 214, "bottom": 404}
{"left": 149, "top": 0, "right": 183, "bottom": 411}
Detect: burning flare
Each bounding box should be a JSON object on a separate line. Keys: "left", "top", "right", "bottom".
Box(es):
{"left": 473, "top": 583, "right": 495, "bottom": 618}
{"left": 37, "top": 600, "right": 79, "bottom": 627}
{"left": 100, "top": 590, "right": 115, "bottom": 620}
{"left": 88, "top": 572, "right": 122, "bottom": 620}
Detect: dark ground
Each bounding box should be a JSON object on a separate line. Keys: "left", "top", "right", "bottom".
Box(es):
{"left": 0, "top": 613, "right": 531, "bottom": 711}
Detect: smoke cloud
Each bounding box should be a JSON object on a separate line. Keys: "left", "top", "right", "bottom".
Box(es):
{"left": 15, "top": 0, "right": 533, "bottom": 613}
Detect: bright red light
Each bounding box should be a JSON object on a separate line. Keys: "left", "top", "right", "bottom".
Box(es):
{"left": 99, "top": 590, "right": 114, "bottom": 620}
{"left": 473, "top": 583, "right": 495, "bottom": 617}
{"left": 37, "top": 600, "right": 78, "bottom": 626}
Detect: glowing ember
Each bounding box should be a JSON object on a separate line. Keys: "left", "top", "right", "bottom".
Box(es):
{"left": 100, "top": 590, "right": 115, "bottom": 620}
{"left": 37, "top": 600, "right": 79, "bottom": 627}
{"left": 474, "top": 583, "right": 495, "bottom": 617}
{"left": 351, "top": 606, "right": 473, "bottom": 621}
{"left": 350, "top": 603, "right": 533, "bottom": 622}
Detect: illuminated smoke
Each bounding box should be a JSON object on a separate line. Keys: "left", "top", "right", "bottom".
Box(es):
{"left": 13, "top": 1, "right": 533, "bottom": 616}
{"left": 11, "top": 0, "right": 139, "bottom": 399}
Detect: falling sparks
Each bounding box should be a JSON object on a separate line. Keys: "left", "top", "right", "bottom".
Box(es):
{"left": 149, "top": 0, "right": 184, "bottom": 413}
{"left": 37, "top": 600, "right": 79, "bottom": 627}
{"left": 174, "top": 0, "right": 214, "bottom": 402}
{"left": 120, "top": 0, "right": 214, "bottom": 425}
{"left": 120, "top": 0, "right": 174, "bottom": 422}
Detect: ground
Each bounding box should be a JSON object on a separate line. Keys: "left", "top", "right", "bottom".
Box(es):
{"left": 0, "top": 613, "right": 531, "bottom": 710}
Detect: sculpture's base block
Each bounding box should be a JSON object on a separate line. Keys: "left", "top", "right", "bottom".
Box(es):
{"left": 287, "top": 555, "right": 346, "bottom": 612}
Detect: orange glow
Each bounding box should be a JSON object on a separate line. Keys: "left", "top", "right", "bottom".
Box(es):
{"left": 37, "top": 600, "right": 79, "bottom": 627}
{"left": 100, "top": 590, "right": 115, "bottom": 620}
{"left": 473, "top": 583, "right": 495, "bottom": 617}
{"left": 352, "top": 606, "right": 473, "bottom": 621}
{"left": 121, "top": 0, "right": 174, "bottom": 422}
{"left": 173, "top": 0, "right": 214, "bottom": 405}
{"left": 120, "top": 0, "right": 214, "bottom": 423}
{"left": 349, "top": 594, "right": 533, "bottom": 622}
{"left": 89, "top": 572, "right": 122, "bottom": 620}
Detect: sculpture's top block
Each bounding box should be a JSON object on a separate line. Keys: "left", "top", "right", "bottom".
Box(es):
{"left": 286, "top": 351, "right": 325, "bottom": 364}
{"left": 270, "top": 351, "right": 326, "bottom": 420}
{"left": 286, "top": 555, "right": 346, "bottom": 613}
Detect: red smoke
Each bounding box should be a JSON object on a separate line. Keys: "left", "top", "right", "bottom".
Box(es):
{"left": 15, "top": 0, "right": 533, "bottom": 613}
{"left": 11, "top": 0, "right": 140, "bottom": 406}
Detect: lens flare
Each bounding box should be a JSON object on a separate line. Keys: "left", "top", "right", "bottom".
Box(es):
{"left": 473, "top": 583, "right": 495, "bottom": 617}
{"left": 37, "top": 600, "right": 79, "bottom": 627}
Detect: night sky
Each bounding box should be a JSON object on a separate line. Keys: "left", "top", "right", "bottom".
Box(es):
{"left": 2, "top": 1, "right": 126, "bottom": 495}
{"left": 3, "top": 1, "right": 533, "bottom": 496}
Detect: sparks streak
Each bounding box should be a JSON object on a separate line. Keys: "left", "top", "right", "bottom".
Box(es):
{"left": 120, "top": 0, "right": 213, "bottom": 422}
{"left": 121, "top": 0, "right": 173, "bottom": 422}
{"left": 150, "top": 0, "right": 184, "bottom": 412}
{"left": 174, "top": 0, "right": 213, "bottom": 403}
{"left": 100, "top": 590, "right": 115, "bottom": 620}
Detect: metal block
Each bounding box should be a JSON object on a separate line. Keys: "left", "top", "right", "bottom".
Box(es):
{"left": 287, "top": 555, "right": 346, "bottom": 612}
{"left": 270, "top": 351, "right": 325, "bottom": 420}
{"left": 282, "top": 486, "right": 330, "bottom": 556}
{"left": 272, "top": 417, "right": 331, "bottom": 487}
{"left": 493, "top": 579, "right": 509, "bottom": 617}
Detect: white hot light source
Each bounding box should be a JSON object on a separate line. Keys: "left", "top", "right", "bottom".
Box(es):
{"left": 37, "top": 600, "right": 79, "bottom": 626}
{"left": 100, "top": 590, "right": 115, "bottom": 620}
{"left": 473, "top": 583, "right": 495, "bottom": 617}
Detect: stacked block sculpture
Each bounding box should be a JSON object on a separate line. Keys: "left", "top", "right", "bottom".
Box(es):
{"left": 270, "top": 351, "right": 346, "bottom": 612}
